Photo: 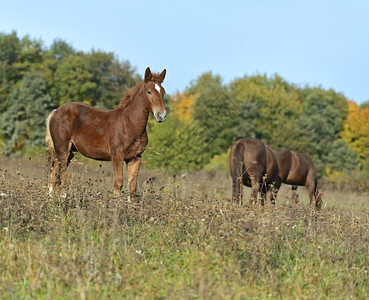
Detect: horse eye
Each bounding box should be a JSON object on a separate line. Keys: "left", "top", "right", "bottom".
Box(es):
{"left": 147, "top": 91, "right": 152, "bottom": 95}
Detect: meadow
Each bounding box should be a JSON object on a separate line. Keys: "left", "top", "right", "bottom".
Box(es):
{"left": 1, "top": 155, "right": 369, "bottom": 299}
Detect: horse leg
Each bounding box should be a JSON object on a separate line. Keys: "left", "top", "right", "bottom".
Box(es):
{"left": 49, "top": 163, "right": 59, "bottom": 194}
{"left": 127, "top": 156, "right": 142, "bottom": 202}
{"left": 269, "top": 180, "right": 281, "bottom": 206}
{"left": 291, "top": 185, "right": 299, "bottom": 204}
{"left": 112, "top": 152, "right": 124, "bottom": 196}
{"left": 59, "top": 144, "right": 75, "bottom": 197}
{"left": 261, "top": 183, "right": 274, "bottom": 206}
{"left": 53, "top": 141, "right": 73, "bottom": 197}
{"left": 232, "top": 173, "right": 243, "bottom": 205}
{"left": 306, "top": 181, "right": 316, "bottom": 209}
{"left": 49, "top": 141, "right": 72, "bottom": 196}
{"left": 249, "top": 175, "right": 259, "bottom": 205}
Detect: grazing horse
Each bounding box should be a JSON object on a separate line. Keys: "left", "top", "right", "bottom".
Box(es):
{"left": 229, "top": 138, "right": 280, "bottom": 205}
{"left": 46, "top": 67, "right": 167, "bottom": 200}
{"left": 272, "top": 148, "right": 323, "bottom": 210}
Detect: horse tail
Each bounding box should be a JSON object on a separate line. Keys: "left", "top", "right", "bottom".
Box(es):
{"left": 45, "top": 110, "right": 56, "bottom": 172}
{"left": 230, "top": 141, "right": 245, "bottom": 203}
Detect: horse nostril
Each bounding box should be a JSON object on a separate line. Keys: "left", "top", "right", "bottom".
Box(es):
{"left": 154, "top": 111, "right": 167, "bottom": 122}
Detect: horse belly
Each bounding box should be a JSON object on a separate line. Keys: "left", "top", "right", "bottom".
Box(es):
{"left": 285, "top": 168, "right": 307, "bottom": 186}
{"left": 72, "top": 136, "right": 111, "bottom": 161}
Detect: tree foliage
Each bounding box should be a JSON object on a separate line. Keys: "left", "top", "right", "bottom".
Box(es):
{"left": 144, "top": 92, "right": 209, "bottom": 173}
{"left": 146, "top": 73, "right": 362, "bottom": 176}
{"left": 0, "top": 31, "right": 139, "bottom": 154}
{"left": 0, "top": 31, "right": 366, "bottom": 178}
{"left": 1, "top": 71, "right": 53, "bottom": 154}
{"left": 229, "top": 74, "right": 302, "bottom": 149}
{"left": 342, "top": 101, "right": 369, "bottom": 164}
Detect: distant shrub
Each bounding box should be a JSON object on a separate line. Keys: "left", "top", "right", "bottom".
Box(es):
{"left": 204, "top": 150, "right": 230, "bottom": 172}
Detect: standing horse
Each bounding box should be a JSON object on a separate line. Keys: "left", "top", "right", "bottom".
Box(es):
{"left": 229, "top": 138, "right": 280, "bottom": 205}
{"left": 46, "top": 67, "right": 167, "bottom": 200}
{"left": 272, "top": 148, "right": 323, "bottom": 210}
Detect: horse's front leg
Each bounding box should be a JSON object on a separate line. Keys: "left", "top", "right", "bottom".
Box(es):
{"left": 112, "top": 152, "right": 124, "bottom": 196}
{"left": 127, "top": 156, "right": 142, "bottom": 202}
{"left": 306, "top": 182, "right": 316, "bottom": 209}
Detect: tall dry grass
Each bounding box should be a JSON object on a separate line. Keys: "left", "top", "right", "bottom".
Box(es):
{"left": 0, "top": 156, "right": 369, "bottom": 299}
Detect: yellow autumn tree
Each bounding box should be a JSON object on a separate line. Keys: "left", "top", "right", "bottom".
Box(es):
{"left": 170, "top": 92, "right": 198, "bottom": 123}
{"left": 342, "top": 101, "right": 369, "bottom": 162}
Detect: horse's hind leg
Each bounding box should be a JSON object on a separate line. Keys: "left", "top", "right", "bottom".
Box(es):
{"left": 60, "top": 143, "right": 75, "bottom": 196}
{"left": 249, "top": 175, "right": 259, "bottom": 205}
{"left": 232, "top": 176, "right": 243, "bottom": 205}
{"left": 291, "top": 185, "right": 299, "bottom": 204}
{"left": 50, "top": 141, "right": 73, "bottom": 196}
{"left": 232, "top": 165, "right": 244, "bottom": 205}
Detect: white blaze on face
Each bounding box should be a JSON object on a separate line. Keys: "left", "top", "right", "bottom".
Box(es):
{"left": 155, "top": 83, "right": 161, "bottom": 94}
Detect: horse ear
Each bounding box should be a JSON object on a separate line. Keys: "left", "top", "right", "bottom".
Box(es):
{"left": 145, "top": 67, "right": 152, "bottom": 82}
{"left": 159, "top": 69, "right": 166, "bottom": 82}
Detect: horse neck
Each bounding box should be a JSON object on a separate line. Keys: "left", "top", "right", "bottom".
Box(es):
{"left": 121, "top": 87, "right": 150, "bottom": 134}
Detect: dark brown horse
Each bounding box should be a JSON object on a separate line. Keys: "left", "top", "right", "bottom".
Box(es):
{"left": 272, "top": 148, "right": 323, "bottom": 209}
{"left": 46, "top": 67, "right": 167, "bottom": 200}
{"left": 229, "top": 138, "right": 280, "bottom": 205}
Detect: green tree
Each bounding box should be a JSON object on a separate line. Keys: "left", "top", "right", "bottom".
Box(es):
{"left": 360, "top": 100, "right": 369, "bottom": 110}
{"left": 295, "top": 87, "right": 351, "bottom": 174}
{"left": 145, "top": 108, "right": 210, "bottom": 173}
{"left": 49, "top": 39, "right": 75, "bottom": 63}
{"left": 85, "top": 50, "right": 139, "bottom": 109}
{"left": 0, "top": 31, "right": 142, "bottom": 155}
{"left": 229, "top": 74, "right": 302, "bottom": 150}
{"left": 323, "top": 139, "right": 358, "bottom": 172}
{"left": 11, "top": 36, "right": 45, "bottom": 82}
{"left": 1, "top": 71, "right": 53, "bottom": 154}
{"left": 0, "top": 31, "right": 21, "bottom": 112}
{"left": 188, "top": 72, "right": 238, "bottom": 159}
{"left": 51, "top": 54, "right": 96, "bottom": 105}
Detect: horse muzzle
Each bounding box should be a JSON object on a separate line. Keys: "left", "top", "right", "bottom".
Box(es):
{"left": 154, "top": 111, "right": 167, "bottom": 122}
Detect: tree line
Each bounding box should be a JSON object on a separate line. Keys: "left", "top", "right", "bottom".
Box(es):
{"left": 1, "top": 31, "right": 368, "bottom": 179}
{"left": 0, "top": 31, "right": 139, "bottom": 154}
{"left": 146, "top": 72, "right": 369, "bottom": 178}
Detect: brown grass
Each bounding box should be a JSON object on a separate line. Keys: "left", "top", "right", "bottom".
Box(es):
{"left": 0, "top": 155, "right": 369, "bottom": 299}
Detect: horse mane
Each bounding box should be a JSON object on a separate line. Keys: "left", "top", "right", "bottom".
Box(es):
{"left": 116, "top": 82, "right": 144, "bottom": 109}
{"left": 116, "top": 72, "right": 164, "bottom": 109}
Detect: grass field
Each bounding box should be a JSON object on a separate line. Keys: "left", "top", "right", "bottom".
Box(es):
{"left": 1, "top": 155, "right": 369, "bottom": 299}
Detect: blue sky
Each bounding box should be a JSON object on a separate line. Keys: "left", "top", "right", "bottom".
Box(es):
{"left": 1, "top": 0, "right": 368, "bottom": 103}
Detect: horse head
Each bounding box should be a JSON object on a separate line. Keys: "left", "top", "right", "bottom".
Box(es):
{"left": 143, "top": 67, "right": 167, "bottom": 122}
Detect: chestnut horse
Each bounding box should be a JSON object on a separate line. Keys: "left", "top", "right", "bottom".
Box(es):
{"left": 272, "top": 148, "right": 323, "bottom": 209}
{"left": 229, "top": 138, "right": 280, "bottom": 205}
{"left": 46, "top": 67, "right": 167, "bottom": 200}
